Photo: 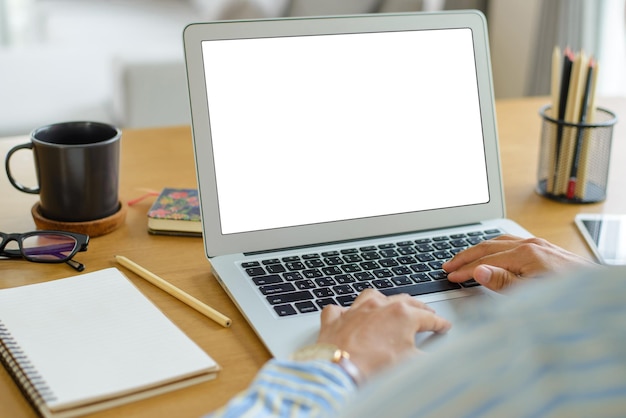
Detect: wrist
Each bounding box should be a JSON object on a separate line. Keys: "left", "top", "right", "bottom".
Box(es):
{"left": 291, "top": 343, "right": 365, "bottom": 386}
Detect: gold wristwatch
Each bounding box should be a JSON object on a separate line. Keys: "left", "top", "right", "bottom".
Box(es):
{"left": 291, "top": 343, "right": 364, "bottom": 386}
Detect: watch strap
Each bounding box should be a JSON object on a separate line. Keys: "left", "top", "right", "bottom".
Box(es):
{"left": 335, "top": 351, "right": 364, "bottom": 386}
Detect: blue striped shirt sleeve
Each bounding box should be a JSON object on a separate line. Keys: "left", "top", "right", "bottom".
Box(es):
{"left": 207, "top": 358, "right": 356, "bottom": 418}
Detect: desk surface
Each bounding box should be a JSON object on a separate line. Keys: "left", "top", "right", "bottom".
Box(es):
{"left": 1, "top": 96, "right": 625, "bottom": 418}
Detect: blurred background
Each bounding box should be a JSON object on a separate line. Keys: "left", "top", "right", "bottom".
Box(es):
{"left": 1, "top": 0, "right": 625, "bottom": 137}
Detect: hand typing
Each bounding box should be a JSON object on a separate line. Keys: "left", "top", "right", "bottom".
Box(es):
{"left": 443, "top": 234, "right": 594, "bottom": 292}
{"left": 316, "top": 289, "right": 451, "bottom": 380}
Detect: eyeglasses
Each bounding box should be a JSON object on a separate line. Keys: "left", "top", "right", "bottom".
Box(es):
{"left": 0, "top": 231, "right": 89, "bottom": 271}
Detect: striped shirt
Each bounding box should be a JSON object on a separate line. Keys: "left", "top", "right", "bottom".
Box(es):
{"left": 208, "top": 359, "right": 355, "bottom": 417}
{"left": 209, "top": 266, "right": 626, "bottom": 418}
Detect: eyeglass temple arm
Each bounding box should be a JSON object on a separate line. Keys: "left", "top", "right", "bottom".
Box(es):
{"left": 65, "top": 258, "right": 85, "bottom": 272}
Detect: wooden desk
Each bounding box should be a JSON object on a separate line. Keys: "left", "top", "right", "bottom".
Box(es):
{"left": 1, "top": 96, "right": 625, "bottom": 417}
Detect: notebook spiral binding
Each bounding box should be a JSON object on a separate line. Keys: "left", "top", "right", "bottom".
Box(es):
{"left": 0, "top": 320, "right": 57, "bottom": 411}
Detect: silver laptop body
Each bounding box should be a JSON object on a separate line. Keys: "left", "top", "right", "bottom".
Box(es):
{"left": 183, "top": 10, "right": 532, "bottom": 358}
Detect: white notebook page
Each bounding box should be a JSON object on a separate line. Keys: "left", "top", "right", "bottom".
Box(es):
{"left": 0, "top": 268, "right": 217, "bottom": 411}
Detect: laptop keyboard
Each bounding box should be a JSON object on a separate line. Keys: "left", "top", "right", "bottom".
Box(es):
{"left": 241, "top": 228, "right": 502, "bottom": 317}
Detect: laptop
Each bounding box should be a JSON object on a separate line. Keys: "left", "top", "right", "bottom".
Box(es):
{"left": 183, "top": 10, "right": 532, "bottom": 358}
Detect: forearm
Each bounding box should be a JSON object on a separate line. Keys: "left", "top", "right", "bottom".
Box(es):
{"left": 207, "top": 358, "right": 356, "bottom": 418}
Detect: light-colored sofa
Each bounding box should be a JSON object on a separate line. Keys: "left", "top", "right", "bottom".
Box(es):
{"left": 0, "top": 0, "right": 486, "bottom": 136}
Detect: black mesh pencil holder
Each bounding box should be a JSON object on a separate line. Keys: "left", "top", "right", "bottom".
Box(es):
{"left": 537, "top": 104, "right": 617, "bottom": 203}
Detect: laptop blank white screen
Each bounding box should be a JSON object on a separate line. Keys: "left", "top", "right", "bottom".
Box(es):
{"left": 201, "top": 27, "right": 489, "bottom": 235}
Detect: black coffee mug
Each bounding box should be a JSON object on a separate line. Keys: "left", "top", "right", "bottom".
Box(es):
{"left": 5, "top": 121, "right": 121, "bottom": 222}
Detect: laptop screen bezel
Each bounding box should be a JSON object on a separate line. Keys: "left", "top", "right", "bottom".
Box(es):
{"left": 183, "top": 11, "right": 505, "bottom": 258}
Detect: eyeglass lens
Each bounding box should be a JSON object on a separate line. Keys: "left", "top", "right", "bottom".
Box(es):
{"left": 21, "top": 234, "right": 78, "bottom": 262}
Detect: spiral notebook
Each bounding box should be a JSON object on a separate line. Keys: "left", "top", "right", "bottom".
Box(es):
{"left": 0, "top": 268, "right": 219, "bottom": 418}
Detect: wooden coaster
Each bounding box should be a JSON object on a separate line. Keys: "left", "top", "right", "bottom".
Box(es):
{"left": 31, "top": 202, "right": 127, "bottom": 237}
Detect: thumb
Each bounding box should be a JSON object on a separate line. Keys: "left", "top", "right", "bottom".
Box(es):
{"left": 473, "top": 264, "right": 518, "bottom": 292}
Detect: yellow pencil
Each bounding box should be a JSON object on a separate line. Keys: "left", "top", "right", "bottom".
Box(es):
{"left": 115, "top": 255, "right": 232, "bottom": 327}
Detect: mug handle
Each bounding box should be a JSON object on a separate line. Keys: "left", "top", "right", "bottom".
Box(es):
{"left": 5, "top": 143, "right": 40, "bottom": 194}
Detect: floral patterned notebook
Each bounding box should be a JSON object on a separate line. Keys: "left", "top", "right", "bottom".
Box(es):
{"left": 147, "top": 188, "right": 202, "bottom": 236}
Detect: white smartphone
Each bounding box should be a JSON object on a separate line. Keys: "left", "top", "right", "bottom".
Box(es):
{"left": 575, "top": 213, "right": 626, "bottom": 265}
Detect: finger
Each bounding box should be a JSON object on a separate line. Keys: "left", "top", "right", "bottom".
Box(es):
{"left": 410, "top": 309, "right": 452, "bottom": 334}
{"left": 473, "top": 264, "right": 518, "bottom": 292}
{"left": 445, "top": 245, "right": 525, "bottom": 283}
{"left": 383, "top": 300, "right": 452, "bottom": 334}
{"left": 442, "top": 234, "right": 521, "bottom": 272}
{"left": 349, "top": 288, "right": 384, "bottom": 309}
{"left": 385, "top": 293, "right": 435, "bottom": 312}
{"left": 319, "top": 303, "right": 344, "bottom": 326}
